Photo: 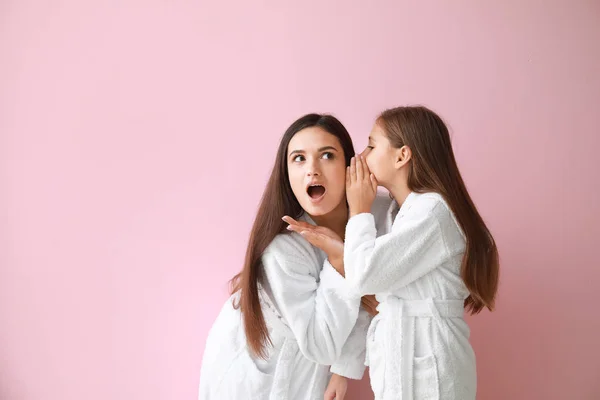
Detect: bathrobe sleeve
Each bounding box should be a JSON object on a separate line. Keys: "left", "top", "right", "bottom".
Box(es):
{"left": 262, "top": 233, "right": 362, "bottom": 365}
{"left": 329, "top": 308, "right": 371, "bottom": 379}
{"left": 344, "top": 197, "right": 460, "bottom": 295}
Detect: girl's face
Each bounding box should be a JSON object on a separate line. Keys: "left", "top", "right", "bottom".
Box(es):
{"left": 361, "top": 123, "right": 400, "bottom": 189}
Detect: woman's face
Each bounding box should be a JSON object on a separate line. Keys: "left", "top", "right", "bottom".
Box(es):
{"left": 287, "top": 127, "right": 347, "bottom": 217}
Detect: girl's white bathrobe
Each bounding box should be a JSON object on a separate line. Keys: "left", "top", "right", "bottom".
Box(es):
{"left": 198, "top": 215, "right": 372, "bottom": 400}
{"left": 345, "top": 192, "right": 477, "bottom": 400}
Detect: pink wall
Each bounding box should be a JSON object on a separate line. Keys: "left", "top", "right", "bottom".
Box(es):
{"left": 1, "top": 1, "right": 599, "bottom": 399}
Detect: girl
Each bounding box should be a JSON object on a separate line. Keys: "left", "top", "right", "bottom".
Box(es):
{"left": 288, "top": 106, "right": 499, "bottom": 399}
{"left": 198, "top": 113, "right": 378, "bottom": 400}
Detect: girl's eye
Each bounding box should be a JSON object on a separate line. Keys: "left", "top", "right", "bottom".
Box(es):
{"left": 293, "top": 155, "right": 305, "bottom": 162}
{"left": 322, "top": 152, "right": 334, "bottom": 160}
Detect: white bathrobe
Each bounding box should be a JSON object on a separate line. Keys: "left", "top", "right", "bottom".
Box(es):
{"left": 198, "top": 214, "right": 372, "bottom": 400}
{"left": 345, "top": 192, "right": 477, "bottom": 400}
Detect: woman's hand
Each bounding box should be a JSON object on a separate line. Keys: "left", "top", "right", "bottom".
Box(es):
{"left": 282, "top": 216, "right": 345, "bottom": 275}
{"left": 324, "top": 373, "right": 348, "bottom": 400}
{"left": 346, "top": 156, "right": 378, "bottom": 218}
{"left": 360, "top": 295, "right": 379, "bottom": 316}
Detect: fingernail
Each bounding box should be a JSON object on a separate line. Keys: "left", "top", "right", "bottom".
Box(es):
{"left": 286, "top": 226, "right": 293, "bottom": 231}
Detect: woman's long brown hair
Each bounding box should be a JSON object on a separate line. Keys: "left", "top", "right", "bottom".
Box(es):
{"left": 378, "top": 106, "right": 499, "bottom": 314}
{"left": 230, "top": 114, "right": 355, "bottom": 358}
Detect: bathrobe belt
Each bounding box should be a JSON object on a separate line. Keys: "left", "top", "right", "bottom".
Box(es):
{"left": 373, "top": 297, "right": 465, "bottom": 400}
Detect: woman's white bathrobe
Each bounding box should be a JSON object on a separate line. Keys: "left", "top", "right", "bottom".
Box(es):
{"left": 345, "top": 192, "right": 477, "bottom": 400}
{"left": 198, "top": 215, "right": 372, "bottom": 400}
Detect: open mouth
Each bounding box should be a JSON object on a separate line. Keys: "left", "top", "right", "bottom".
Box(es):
{"left": 306, "top": 184, "right": 326, "bottom": 201}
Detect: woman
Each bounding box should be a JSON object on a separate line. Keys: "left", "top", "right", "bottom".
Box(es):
{"left": 199, "top": 113, "right": 380, "bottom": 400}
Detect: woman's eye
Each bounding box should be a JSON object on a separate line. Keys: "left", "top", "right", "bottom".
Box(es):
{"left": 322, "top": 152, "right": 334, "bottom": 160}
{"left": 293, "top": 155, "right": 305, "bottom": 162}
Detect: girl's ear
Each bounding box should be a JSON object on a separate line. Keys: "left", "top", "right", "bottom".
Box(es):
{"left": 394, "top": 145, "right": 412, "bottom": 169}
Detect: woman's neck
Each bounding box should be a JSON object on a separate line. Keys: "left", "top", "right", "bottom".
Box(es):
{"left": 310, "top": 201, "right": 349, "bottom": 240}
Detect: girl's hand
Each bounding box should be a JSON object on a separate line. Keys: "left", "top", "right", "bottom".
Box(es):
{"left": 346, "top": 156, "right": 378, "bottom": 218}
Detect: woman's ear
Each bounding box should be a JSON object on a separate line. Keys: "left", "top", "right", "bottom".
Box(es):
{"left": 394, "top": 145, "right": 412, "bottom": 169}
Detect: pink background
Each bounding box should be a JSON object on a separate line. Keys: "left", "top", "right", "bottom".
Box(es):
{"left": 2, "top": 1, "right": 599, "bottom": 399}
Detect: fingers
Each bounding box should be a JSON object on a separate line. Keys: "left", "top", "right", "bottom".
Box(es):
{"left": 361, "top": 298, "right": 370, "bottom": 309}
{"left": 356, "top": 155, "right": 363, "bottom": 181}
{"left": 282, "top": 216, "right": 297, "bottom": 225}
{"left": 299, "top": 229, "right": 319, "bottom": 241}
{"left": 284, "top": 217, "right": 342, "bottom": 244}
{"left": 283, "top": 216, "right": 312, "bottom": 228}
{"left": 324, "top": 390, "right": 335, "bottom": 400}
{"left": 349, "top": 156, "right": 374, "bottom": 185}
{"left": 283, "top": 216, "right": 316, "bottom": 232}
{"left": 361, "top": 295, "right": 379, "bottom": 314}
{"left": 350, "top": 156, "right": 356, "bottom": 182}
{"left": 283, "top": 217, "right": 312, "bottom": 229}
{"left": 361, "top": 301, "right": 377, "bottom": 317}
{"left": 359, "top": 155, "right": 368, "bottom": 175}
{"left": 360, "top": 298, "right": 368, "bottom": 309}
{"left": 286, "top": 224, "right": 317, "bottom": 238}
{"left": 285, "top": 224, "right": 303, "bottom": 234}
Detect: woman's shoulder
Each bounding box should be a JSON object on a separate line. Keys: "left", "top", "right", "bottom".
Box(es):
{"left": 264, "top": 229, "right": 318, "bottom": 263}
